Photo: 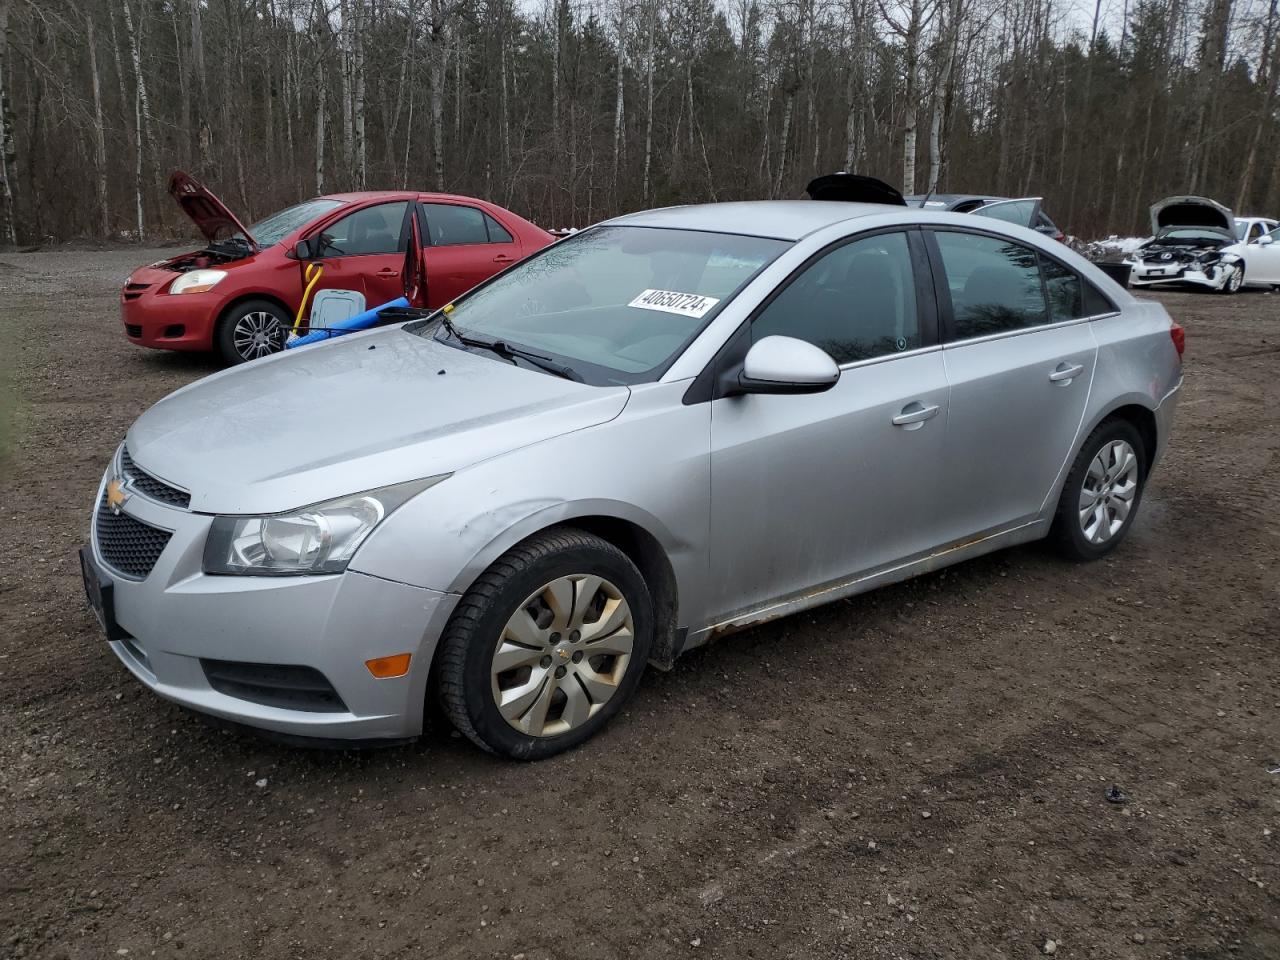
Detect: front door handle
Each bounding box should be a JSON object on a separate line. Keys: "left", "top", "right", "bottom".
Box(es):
{"left": 1049, "top": 362, "right": 1085, "bottom": 384}
{"left": 375, "top": 268, "right": 399, "bottom": 278}
{"left": 492, "top": 254, "right": 515, "bottom": 264}
{"left": 892, "top": 402, "right": 941, "bottom": 430}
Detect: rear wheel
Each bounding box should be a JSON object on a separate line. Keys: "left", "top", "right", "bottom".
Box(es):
{"left": 1050, "top": 419, "right": 1147, "bottom": 561}
{"left": 216, "top": 299, "right": 290, "bottom": 364}
{"left": 438, "top": 528, "right": 653, "bottom": 760}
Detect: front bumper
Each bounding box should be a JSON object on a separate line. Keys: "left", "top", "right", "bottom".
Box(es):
{"left": 121, "top": 285, "right": 220, "bottom": 352}
{"left": 1127, "top": 261, "right": 1229, "bottom": 290}
{"left": 87, "top": 472, "right": 458, "bottom": 741}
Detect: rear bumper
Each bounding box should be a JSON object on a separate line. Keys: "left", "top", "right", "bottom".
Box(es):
{"left": 121, "top": 286, "right": 219, "bottom": 352}
{"left": 88, "top": 471, "right": 458, "bottom": 741}
{"left": 1152, "top": 377, "right": 1182, "bottom": 472}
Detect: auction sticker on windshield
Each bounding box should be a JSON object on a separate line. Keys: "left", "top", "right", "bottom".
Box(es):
{"left": 627, "top": 289, "right": 721, "bottom": 319}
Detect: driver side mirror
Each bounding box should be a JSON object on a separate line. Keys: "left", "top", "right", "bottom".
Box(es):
{"left": 293, "top": 238, "right": 313, "bottom": 260}
{"left": 733, "top": 336, "right": 840, "bottom": 396}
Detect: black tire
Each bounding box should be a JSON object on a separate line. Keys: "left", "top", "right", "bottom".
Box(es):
{"left": 215, "top": 299, "right": 291, "bottom": 365}
{"left": 438, "top": 527, "right": 653, "bottom": 760}
{"left": 1219, "top": 262, "right": 1244, "bottom": 294}
{"left": 1049, "top": 418, "right": 1147, "bottom": 561}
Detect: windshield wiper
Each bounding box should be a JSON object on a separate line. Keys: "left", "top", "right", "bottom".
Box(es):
{"left": 437, "top": 315, "right": 582, "bottom": 382}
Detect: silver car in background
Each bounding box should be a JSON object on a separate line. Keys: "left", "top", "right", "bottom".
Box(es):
{"left": 81, "top": 201, "right": 1184, "bottom": 759}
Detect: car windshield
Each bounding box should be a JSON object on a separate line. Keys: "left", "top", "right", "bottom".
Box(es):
{"left": 416, "top": 225, "right": 789, "bottom": 385}
{"left": 246, "top": 198, "right": 345, "bottom": 246}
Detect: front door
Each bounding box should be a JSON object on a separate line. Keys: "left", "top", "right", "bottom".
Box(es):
{"left": 928, "top": 229, "right": 1098, "bottom": 544}
{"left": 1243, "top": 225, "right": 1280, "bottom": 284}
{"left": 708, "top": 229, "right": 949, "bottom": 621}
{"left": 306, "top": 200, "right": 411, "bottom": 313}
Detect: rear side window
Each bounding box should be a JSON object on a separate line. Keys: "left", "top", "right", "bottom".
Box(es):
{"left": 421, "top": 203, "right": 490, "bottom": 245}
{"left": 485, "top": 214, "right": 514, "bottom": 244}
{"left": 752, "top": 231, "right": 920, "bottom": 364}
{"left": 934, "top": 231, "right": 1048, "bottom": 338}
{"left": 1041, "top": 256, "right": 1082, "bottom": 322}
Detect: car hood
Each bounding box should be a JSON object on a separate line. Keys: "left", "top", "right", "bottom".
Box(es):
{"left": 168, "top": 170, "right": 259, "bottom": 247}
{"left": 124, "top": 327, "right": 631, "bottom": 514}
{"left": 1149, "top": 196, "right": 1234, "bottom": 237}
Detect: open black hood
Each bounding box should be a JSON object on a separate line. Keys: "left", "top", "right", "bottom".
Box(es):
{"left": 805, "top": 173, "right": 906, "bottom": 206}
{"left": 1149, "top": 196, "right": 1234, "bottom": 236}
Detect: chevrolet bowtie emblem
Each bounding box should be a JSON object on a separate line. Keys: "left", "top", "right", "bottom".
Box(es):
{"left": 106, "top": 478, "right": 130, "bottom": 515}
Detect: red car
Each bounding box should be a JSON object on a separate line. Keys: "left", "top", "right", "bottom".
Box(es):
{"left": 122, "top": 172, "right": 554, "bottom": 364}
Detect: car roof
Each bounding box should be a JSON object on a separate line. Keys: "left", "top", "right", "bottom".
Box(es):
{"left": 318, "top": 190, "right": 493, "bottom": 204}
{"left": 604, "top": 200, "right": 899, "bottom": 241}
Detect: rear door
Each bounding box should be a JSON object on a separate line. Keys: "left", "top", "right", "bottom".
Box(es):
{"left": 418, "top": 201, "right": 524, "bottom": 307}
{"left": 926, "top": 228, "right": 1100, "bottom": 544}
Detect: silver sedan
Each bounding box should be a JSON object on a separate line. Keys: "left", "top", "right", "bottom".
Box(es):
{"left": 81, "top": 200, "right": 1184, "bottom": 759}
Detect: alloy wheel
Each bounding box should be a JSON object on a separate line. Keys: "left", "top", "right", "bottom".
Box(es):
{"left": 1078, "top": 439, "right": 1139, "bottom": 544}
{"left": 490, "top": 574, "right": 634, "bottom": 738}
{"left": 232, "top": 311, "right": 285, "bottom": 360}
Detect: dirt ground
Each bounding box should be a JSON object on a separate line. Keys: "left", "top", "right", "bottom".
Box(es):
{"left": 0, "top": 247, "right": 1277, "bottom": 960}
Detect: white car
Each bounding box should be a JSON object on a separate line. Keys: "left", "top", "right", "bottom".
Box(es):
{"left": 1127, "top": 197, "right": 1280, "bottom": 293}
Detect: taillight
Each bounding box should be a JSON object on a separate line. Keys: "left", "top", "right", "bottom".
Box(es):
{"left": 1170, "top": 322, "right": 1185, "bottom": 358}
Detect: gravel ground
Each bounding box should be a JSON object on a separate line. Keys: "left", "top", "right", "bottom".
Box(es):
{"left": 0, "top": 247, "right": 1277, "bottom": 960}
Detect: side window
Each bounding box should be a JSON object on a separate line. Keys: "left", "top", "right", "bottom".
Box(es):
{"left": 1248, "top": 222, "right": 1264, "bottom": 242}
{"left": 971, "top": 199, "right": 1039, "bottom": 228}
{"left": 318, "top": 201, "right": 408, "bottom": 257}
{"left": 1041, "top": 256, "right": 1082, "bottom": 322}
{"left": 934, "top": 231, "right": 1048, "bottom": 339}
{"left": 485, "top": 214, "right": 514, "bottom": 244}
{"left": 421, "top": 203, "right": 490, "bottom": 246}
{"left": 752, "top": 231, "right": 920, "bottom": 364}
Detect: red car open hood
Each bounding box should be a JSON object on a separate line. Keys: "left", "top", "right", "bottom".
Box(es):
{"left": 167, "top": 170, "right": 258, "bottom": 247}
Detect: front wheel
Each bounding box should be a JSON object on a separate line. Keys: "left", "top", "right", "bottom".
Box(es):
{"left": 216, "top": 299, "right": 291, "bottom": 364}
{"left": 438, "top": 528, "right": 653, "bottom": 760}
{"left": 1050, "top": 419, "right": 1147, "bottom": 561}
{"left": 1220, "top": 262, "right": 1244, "bottom": 294}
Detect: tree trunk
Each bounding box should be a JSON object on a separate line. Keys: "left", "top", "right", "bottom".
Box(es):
{"left": 190, "top": 0, "right": 211, "bottom": 173}
{"left": 1237, "top": 0, "right": 1278, "bottom": 211}
{"left": 642, "top": 0, "right": 657, "bottom": 203}
{"left": 87, "top": 11, "right": 110, "bottom": 238}
{"left": 353, "top": 0, "right": 367, "bottom": 188}
{"left": 314, "top": 1, "right": 328, "bottom": 194}
{"left": 612, "top": 0, "right": 626, "bottom": 189}
{"left": 0, "top": 0, "right": 16, "bottom": 246}
{"left": 121, "top": 0, "right": 155, "bottom": 237}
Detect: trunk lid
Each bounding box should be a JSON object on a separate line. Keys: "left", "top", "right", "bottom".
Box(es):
{"left": 168, "top": 170, "right": 259, "bottom": 247}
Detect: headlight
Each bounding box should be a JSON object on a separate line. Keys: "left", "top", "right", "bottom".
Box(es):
{"left": 169, "top": 269, "right": 228, "bottom": 294}
{"left": 202, "top": 476, "right": 447, "bottom": 576}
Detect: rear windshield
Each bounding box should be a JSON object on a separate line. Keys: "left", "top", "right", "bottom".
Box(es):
{"left": 248, "top": 199, "right": 345, "bottom": 246}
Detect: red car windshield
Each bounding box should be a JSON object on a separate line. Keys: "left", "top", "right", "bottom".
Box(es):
{"left": 244, "top": 198, "right": 345, "bottom": 247}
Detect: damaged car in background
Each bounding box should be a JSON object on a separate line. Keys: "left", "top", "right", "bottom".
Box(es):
{"left": 1125, "top": 196, "right": 1279, "bottom": 294}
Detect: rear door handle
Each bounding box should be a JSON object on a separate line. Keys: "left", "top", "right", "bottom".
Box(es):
{"left": 375, "top": 268, "right": 399, "bottom": 277}
{"left": 892, "top": 402, "right": 940, "bottom": 430}
{"left": 492, "top": 254, "right": 515, "bottom": 263}
{"left": 1049, "top": 362, "right": 1085, "bottom": 383}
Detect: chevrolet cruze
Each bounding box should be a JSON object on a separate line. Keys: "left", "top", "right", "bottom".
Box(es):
{"left": 82, "top": 198, "right": 1184, "bottom": 759}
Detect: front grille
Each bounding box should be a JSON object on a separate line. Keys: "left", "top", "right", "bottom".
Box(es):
{"left": 95, "top": 494, "right": 173, "bottom": 579}
{"left": 201, "top": 660, "right": 348, "bottom": 713}
{"left": 124, "top": 324, "right": 143, "bottom": 337}
{"left": 121, "top": 448, "right": 190, "bottom": 509}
